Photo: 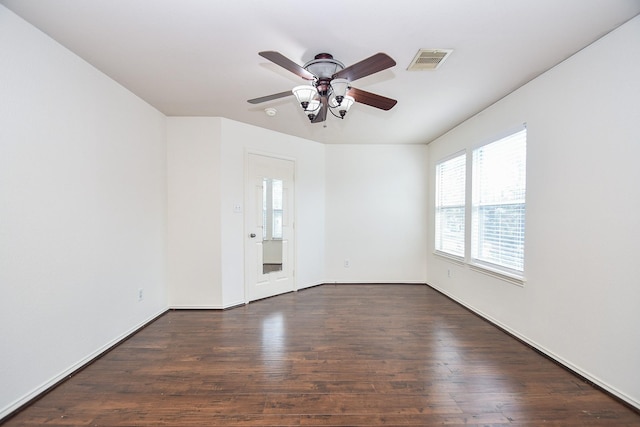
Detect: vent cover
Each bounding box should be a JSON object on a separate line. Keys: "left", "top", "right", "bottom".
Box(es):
{"left": 407, "top": 49, "right": 453, "bottom": 71}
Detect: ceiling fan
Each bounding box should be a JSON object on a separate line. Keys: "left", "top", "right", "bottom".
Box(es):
{"left": 248, "top": 51, "right": 397, "bottom": 123}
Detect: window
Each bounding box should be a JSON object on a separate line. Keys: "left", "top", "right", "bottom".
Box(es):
{"left": 262, "top": 178, "right": 283, "bottom": 240}
{"left": 271, "top": 179, "right": 283, "bottom": 239}
{"left": 471, "top": 128, "right": 527, "bottom": 274}
{"left": 435, "top": 153, "right": 466, "bottom": 258}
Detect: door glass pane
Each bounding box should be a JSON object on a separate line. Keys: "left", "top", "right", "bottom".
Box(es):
{"left": 262, "top": 178, "right": 283, "bottom": 274}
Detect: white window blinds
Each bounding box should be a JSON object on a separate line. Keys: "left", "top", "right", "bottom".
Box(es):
{"left": 272, "top": 179, "right": 283, "bottom": 239}
{"left": 263, "top": 178, "right": 284, "bottom": 240}
{"left": 471, "top": 128, "right": 527, "bottom": 273}
{"left": 435, "top": 153, "right": 466, "bottom": 258}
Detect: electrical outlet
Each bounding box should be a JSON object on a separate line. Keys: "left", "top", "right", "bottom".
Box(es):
{"left": 138, "top": 288, "right": 144, "bottom": 302}
{"left": 344, "top": 259, "right": 350, "bottom": 268}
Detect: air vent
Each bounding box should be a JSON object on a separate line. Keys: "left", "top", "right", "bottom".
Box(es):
{"left": 407, "top": 49, "right": 453, "bottom": 71}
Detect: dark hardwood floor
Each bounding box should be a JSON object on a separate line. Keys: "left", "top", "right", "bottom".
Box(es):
{"left": 4, "top": 284, "right": 639, "bottom": 426}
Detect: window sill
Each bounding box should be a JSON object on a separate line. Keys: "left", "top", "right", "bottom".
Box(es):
{"left": 433, "top": 251, "right": 465, "bottom": 265}
{"left": 469, "top": 262, "right": 526, "bottom": 287}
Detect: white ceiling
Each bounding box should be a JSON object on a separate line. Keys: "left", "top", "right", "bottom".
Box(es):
{"left": 3, "top": 0, "right": 639, "bottom": 145}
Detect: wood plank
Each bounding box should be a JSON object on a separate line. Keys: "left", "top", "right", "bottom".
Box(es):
{"left": 4, "top": 284, "right": 639, "bottom": 426}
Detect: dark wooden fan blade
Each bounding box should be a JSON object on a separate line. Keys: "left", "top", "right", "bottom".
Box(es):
{"left": 247, "top": 91, "right": 292, "bottom": 104}
{"left": 348, "top": 87, "right": 397, "bottom": 111}
{"left": 333, "top": 53, "right": 396, "bottom": 82}
{"left": 311, "top": 96, "right": 328, "bottom": 123}
{"left": 259, "top": 51, "right": 315, "bottom": 80}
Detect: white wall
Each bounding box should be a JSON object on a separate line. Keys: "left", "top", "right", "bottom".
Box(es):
{"left": 166, "top": 118, "right": 326, "bottom": 308}
{"left": 167, "top": 124, "right": 429, "bottom": 305}
{"left": 426, "top": 16, "right": 640, "bottom": 408}
{"left": 0, "top": 6, "right": 168, "bottom": 418}
{"left": 325, "top": 144, "right": 428, "bottom": 283}
{"left": 167, "top": 118, "right": 223, "bottom": 307}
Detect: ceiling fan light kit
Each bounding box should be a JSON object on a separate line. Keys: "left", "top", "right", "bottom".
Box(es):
{"left": 249, "top": 51, "right": 397, "bottom": 124}
{"left": 292, "top": 77, "right": 353, "bottom": 121}
{"left": 333, "top": 95, "right": 355, "bottom": 119}
{"left": 291, "top": 85, "right": 316, "bottom": 109}
{"left": 329, "top": 78, "right": 349, "bottom": 106}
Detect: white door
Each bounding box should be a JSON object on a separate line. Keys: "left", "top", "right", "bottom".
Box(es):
{"left": 245, "top": 153, "right": 295, "bottom": 302}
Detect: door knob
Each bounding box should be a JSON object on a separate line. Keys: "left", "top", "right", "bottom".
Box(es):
{"left": 249, "top": 233, "right": 256, "bottom": 238}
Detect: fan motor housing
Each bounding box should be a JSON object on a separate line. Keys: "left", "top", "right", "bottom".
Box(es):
{"left": 303, "top": 53, "right": 345, "bottom": 79}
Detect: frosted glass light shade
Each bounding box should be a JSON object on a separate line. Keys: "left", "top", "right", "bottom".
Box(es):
{"left": 330, "top": 78, "right": 349, "bottom": 105}
{"left": 306, "top": 99, "right": 321, "bottom": 112}
{"left": 339, "top": 95, "right": 355, "bottom": 113}
{"left": 292, "top": 85, "right": 317, "bottom": 108}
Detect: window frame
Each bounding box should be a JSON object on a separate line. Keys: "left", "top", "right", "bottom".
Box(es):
{"left": 434, "top": 151, "right": 466, "bottom": 261}
{"left": 470, "top": 127, "right": 527, "bottom": 281}
{"left": 434, "top": 125, "right": 527, "bottom": 286}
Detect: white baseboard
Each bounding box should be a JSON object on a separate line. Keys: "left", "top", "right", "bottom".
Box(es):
{"left": 427, "top": 283, "right": 640, "bottom": 410}
{"left": 1, "top": 307, "right": 168, "bottom": 420}
{"left": 324, "top": 280, "right": 427, "bottom": 285}
{"left": 296, "top": 280, "right": 325, "bottom": 290}
{"left": 170, "top": 305, "right": 226, "bottom": 309}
